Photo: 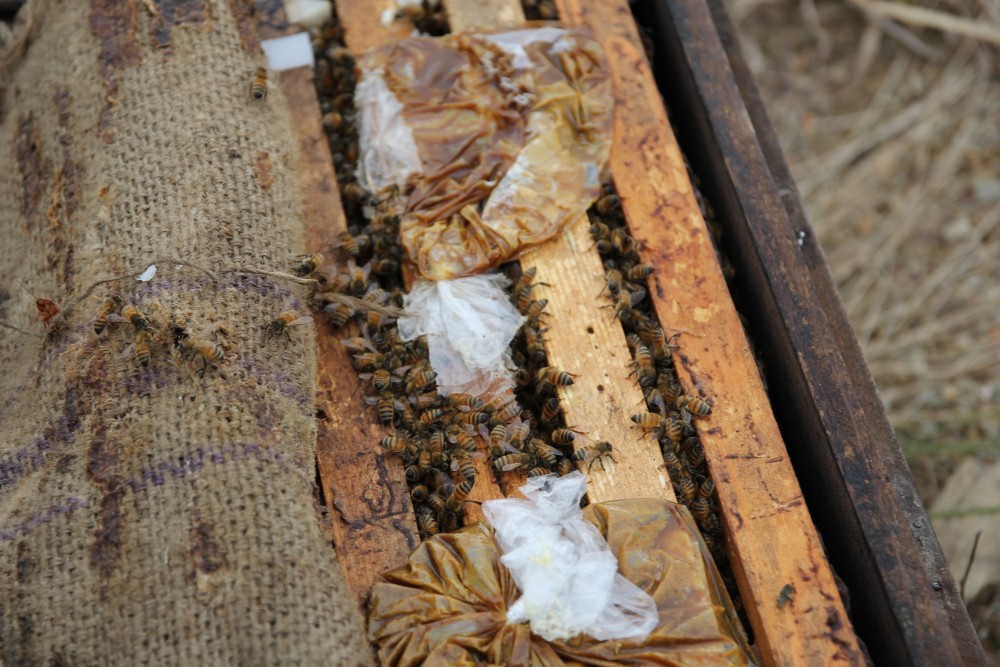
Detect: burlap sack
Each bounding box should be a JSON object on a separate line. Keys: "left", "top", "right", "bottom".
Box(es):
{"left": 0, "top": 1, "right": 372, "bottom": 664}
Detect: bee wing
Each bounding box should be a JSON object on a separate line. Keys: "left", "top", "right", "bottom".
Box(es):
{"left": 288, "top": 316, "right": 314, "bottom": 327}
{"left": 500, "top": 441, "right": 521, "bottom": 455}
{"left": 358, "top": 372, "right": 373, "bottom": 380}
{"left": 107, "top": 313, "right": 127, "bottom": 323}
{"left": 118, "top": 342, "right": 136, "bottom": 359}
{"left": 629, "top": 288, "right": 648, "bottom": 307}
{"left": 501, "top": 462, "right": 523, "bottom": 472}
{"left": 476, "top": 423, "right": 491, "bottom": 441}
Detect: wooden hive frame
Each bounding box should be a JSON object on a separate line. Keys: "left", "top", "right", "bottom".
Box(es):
{"left": 264, "top": 0, "right": 982, "bottom": 665}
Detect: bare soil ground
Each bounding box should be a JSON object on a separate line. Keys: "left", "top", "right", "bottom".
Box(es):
{"left": 730, "top": 0, "right": 1000, "bottom": 659}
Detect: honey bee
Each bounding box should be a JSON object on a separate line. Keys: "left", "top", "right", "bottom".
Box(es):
{"left": 631, "top": 412, "right": 664, "bottom": 432}
{"left": 455, "top": 411, "right": 490, "bottom": 426}
{"left": 514, "top": 368, "right": 531, "bottom": 387}
{"left": 404, "top": 465, "right": 423, "bottom": 483}
{"left": 490, "top": 401, "right": 522, "bottom": 425}
{"left": 322, "top": 110, "right": 343, "bottom": 131}
{"left": 673, "top": 476, "right": 697, "bottom": 504}
{"left": 425, "top": 492, "right": 447, "bottom": 516}
{"left": 371, "top": 258, "right": 399, "bottom": 276}
{"left": 349, "top": 262, "right": 368, "bottom": 295}
{"left": 411, "top": 484, "right": 429, "bottom": 504}
{"left": 380, "top": 435, "right": 406, "bottom": 455}
{"left": 419, "top": 408, "right": 446, "bottom": 426}
{"left": 360, "top": 368, "right": 392, "bottom": 391}
{"left": 664, "top": 414, "right": 685, "bottom": 444}
{"left": 537, "top": 367, "right": 575, "bottom": 387}
{"left": 627, "top": 264, "right": 654, "bottom": 281}
{"left": 92, "top": 295, "right": 123, "bottom": 334}
{"left": 662, "top": 448, "right": 683, "bottom": 476}
{"left": 530, "top": 440, "right": 562, "bottom": 467}
{"left": 327, "top": 303, "right": 354, "bottom": 327}
{"left": 527, "top": 467, "right": 550, "bottom": 478}
{"left": 122, "top": 304, "right": 155, "bottom": 333}
{"left": 135, "top": 329, "right": 152, "bottom": 367}
{"left": 451, "top": 428, "right": 476, "bottom": 453}
{"left": 178, "top": 337, "right": 225, "bottom": 372}
{"left": 556, "top": 458, "right": 574, "bottom": 476}
{"left": 250, "top": 67, "right": 269, "bottom": 100}
{"left": 699, "top": 476, "right": 716, "bottom": 499}
{"left": 691, "top": 497, "right": 712, "bottom": 523}
{"left": 267, "top": 310, "right": 314, "bottom": 339}
{"left": 611, "top": 228, "right": 635, "bottom": 255}
{"left": 456, "top": 457, "right": 476, "bottom": 481}
{"left": 336, "top": 231, "right": 369, "bottom": 258}
{"left": 550, "top": 428, "right": 577, "bottom": 446}
{"left": 417, "top": 448, "right": 432, "bottom": 472}
{"left": 524, "top": 325, "right": 547, "bottom": 366}
{"left": 343, "top": 182, "right": 371, "bottom": 205}
{"left": 524, "top": 299, "right": 548, "bottom": 321}
{"left": 493, "top": 452, "right": 533, "bottom": 472}
{"left": 373, "top": 393, "right": 399, "bottom": 424}
{"left": 595, "top": 193, "right": 620, "bottom": 214}
{"left": 572, "top": 441, "right": 616, "bottom": 472}
{"left": 451, "top": 477, "right": 474, "bottom": 503}
{"left": 415, "top": 505, "right": 438, "bottom": 536}
{"left": 604, "top": 269, "right": 623, "bottom": 295}
{"left": 540, "top": 396, "right": 562, "bottom": 426}
{"left": 632, "top": 343, "right": 656, "bottom": 388}
{"left": 589, "top": 221, "right": 611, "bottom": 253}
{"left": 676, "top": 395, "right": 713, "bottom": 416}
{"left": 405, "top": 367, "right": 437, "bottom": 393}
{"left": 351, "top": 352, "right": 385, "bottom": 371}
{"left": 686, "top": 438, "right": 706, "bottom": 468}
{"left": 447, "top": 393, "right": 485, "bottom": 411}
{"left": 293, "top": 251, "right": 324, "bottom": 277}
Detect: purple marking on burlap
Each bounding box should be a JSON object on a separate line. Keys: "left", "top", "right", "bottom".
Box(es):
{"left": 234, "top": 353, "right": 311, "bottom": 409}
{"left": 0, "top": 389, "right": 84, "bottom": 492}
{"left": 0, "top": 496, "right": 91, "bottom": 542}
{"left": 2, "top": 442, "right": 311, "bottom": 542}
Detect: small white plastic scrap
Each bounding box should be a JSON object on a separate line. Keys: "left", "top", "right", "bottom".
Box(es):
{"left": 483, "top": 473, "right": 659, "bottom": 643}
{"left": 397, "top": 274, "right": 524, "bottom": 397}
{"left": 137, "top": 265, "right": 157, "bottom": 282}
{"left": 285, "top": 0, "right": 332, "bottom": 29}
{"left": 261, "top": 32, "right": 315, "bottom": 72}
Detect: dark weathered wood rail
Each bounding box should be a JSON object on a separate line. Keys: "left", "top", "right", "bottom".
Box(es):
{"left": 637, "top": 0, "right": 986, "bottom": 664}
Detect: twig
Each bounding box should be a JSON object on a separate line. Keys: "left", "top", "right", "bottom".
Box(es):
{"left": 960, "top": 529, "right": 982, "bottom": 601}
{"left": 0, "top": 320, "right": 43, "bottom": 338}
{"left": 153, "top": 258, "right": 218, "bottom": 285}
{"left": 872, "top": 12, "right": 947, "bottom": 61}
{"left": 237, "top": 267, "right": 320, "bottom": 287}
{"left": 850, "top": 0, "right": 1000, "bottom": 46}
{"left": 314, "top": 291, "right": 407, "bottom": 318}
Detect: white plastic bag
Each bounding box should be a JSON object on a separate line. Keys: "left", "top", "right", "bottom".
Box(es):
{"left": 482, "top": 473, "right": 659, "bottom": 642}
{"left": 397, "top": 274, "right": 524, "bottom": 397}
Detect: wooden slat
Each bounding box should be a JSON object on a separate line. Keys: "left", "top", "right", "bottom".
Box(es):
{"left": 335, "top": 0, "right": 411, "bottom": 53}
{"left": 657, "top": 1, "right": 983, "bottom": 664}
{"left": 442, "top": 0, "right": 525, "bottom": 28}
{"left": 267, "top": 14, "right": 418, "bottom": 610}
{"left": 443, "top": 0, "right": 674, "bottom": 504}
{"left": 553, "top": 1, "right": 865, "bottom": 665}
{"left": 520, "top": 218, "right": 675, "bottom": 503}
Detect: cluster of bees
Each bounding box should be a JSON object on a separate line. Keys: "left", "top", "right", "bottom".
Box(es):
{"left": 587, "top": 184, "right": 726, "bottom": 561}
{"left": 308, "top": 11, "right": 617, "bottom": 538}
{"left": 86, "top": 294, "right": 311, "bottom": 374}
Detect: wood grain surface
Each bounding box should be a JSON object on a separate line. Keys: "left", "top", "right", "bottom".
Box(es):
{"left": 266, "top": 10, "right": 418, "bottom": 611}
{"left": 553, "top": 0, "right": 866, "bottom": 665}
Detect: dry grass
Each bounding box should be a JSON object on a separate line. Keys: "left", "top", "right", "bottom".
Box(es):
{"left": 729, "top": 0, "right": 1000, "bottom": 490}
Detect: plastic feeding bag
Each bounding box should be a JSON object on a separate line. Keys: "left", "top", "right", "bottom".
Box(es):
{"left": 367, "top": 480, "right": 755, "bottom": 666}
{"left": 397, "top": 274, "right": 525, "bottom": 397}
{"left": 355, "top": 26, "right": 613, "bottom": 280}
{"left": 483, "top": 473, "right": 658, "bottom": 642}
